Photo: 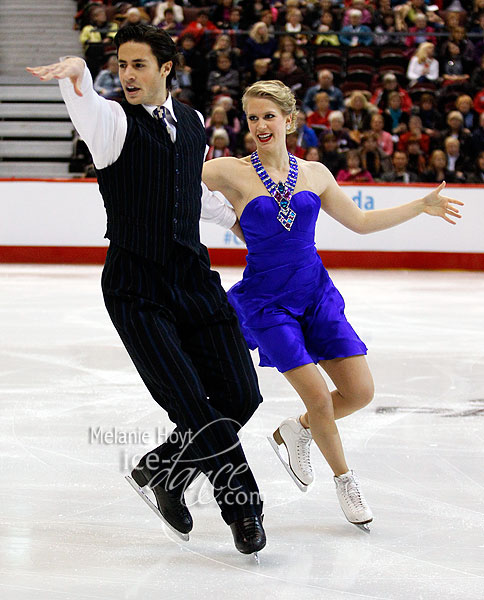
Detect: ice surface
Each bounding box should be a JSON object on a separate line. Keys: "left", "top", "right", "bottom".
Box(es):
{"left": 1, "top": 265, "right": 483, "bottom": 600}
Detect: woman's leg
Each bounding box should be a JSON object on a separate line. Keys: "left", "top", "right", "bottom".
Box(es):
{"left": 299, "top": 355, "right": 374, "bottom": 428}
{"left": 283, "top": 363, "right": 349, "bottom": 476}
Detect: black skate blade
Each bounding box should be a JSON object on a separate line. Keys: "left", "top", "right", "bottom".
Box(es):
{"left": 125, "top": 475, "right": 189, "bottom": 542}
{"left": 267, "top": 436, "right": 308, "bottom": 493}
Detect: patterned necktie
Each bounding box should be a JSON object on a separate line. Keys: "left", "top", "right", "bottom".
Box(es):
{"left": 153, "top": 105, "right": 174, "bottom": 142}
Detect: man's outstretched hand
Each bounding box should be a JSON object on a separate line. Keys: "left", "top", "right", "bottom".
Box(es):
{"left": 26, "top": 58, "right": 85, "bottom": 97}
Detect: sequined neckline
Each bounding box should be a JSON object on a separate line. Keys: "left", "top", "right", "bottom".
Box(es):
{"left": 250, "top": 151, "right": 298, "bottom": 231}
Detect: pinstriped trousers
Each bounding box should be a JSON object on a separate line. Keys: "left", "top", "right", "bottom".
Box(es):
{"left": 101, "top": 242, "right": 263, "bottom": 525}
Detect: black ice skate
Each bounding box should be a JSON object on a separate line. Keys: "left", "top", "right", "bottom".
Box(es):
{"left": 126, "top": 463, "right": 193, "bottom": 541}
{"left": 229, "top": 514, "right": 266, "bottom": 563}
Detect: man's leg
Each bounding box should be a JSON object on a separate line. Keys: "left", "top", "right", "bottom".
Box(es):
{"left": 147, "top": 304, "right": 263, "bottom": 499}
{"left": 103, "top": 289, "right": 263, "bottom": 525}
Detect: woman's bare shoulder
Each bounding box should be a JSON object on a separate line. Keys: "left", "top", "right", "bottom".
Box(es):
{"left": 204, "top": 156, "right": 251, "bottom": 175}
{"left": 203, "top": 156, "right": 255, "bottom": 207}
{"left": 296, "top": 158, "right": 334, "bottom": 196}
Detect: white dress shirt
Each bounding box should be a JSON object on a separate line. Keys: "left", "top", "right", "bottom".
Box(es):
{"left": 58, "top": 60, "right": 236, "bottom": 229}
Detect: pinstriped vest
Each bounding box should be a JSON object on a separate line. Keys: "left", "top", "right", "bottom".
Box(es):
{"left": 95, "top": 98, "right": 206, "bottom": 264}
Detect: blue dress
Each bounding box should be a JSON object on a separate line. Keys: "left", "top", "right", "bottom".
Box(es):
{"left": 227, "top": 190, "right": 368, "bottom": 373}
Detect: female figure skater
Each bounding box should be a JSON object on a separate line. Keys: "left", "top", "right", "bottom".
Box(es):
{"left": 202, "top": 81, "right": 462, "bottom": 532}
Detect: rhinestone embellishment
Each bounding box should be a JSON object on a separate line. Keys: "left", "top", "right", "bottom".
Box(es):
{"left": 250, "top": 151, "right": 298, "bottom": 231}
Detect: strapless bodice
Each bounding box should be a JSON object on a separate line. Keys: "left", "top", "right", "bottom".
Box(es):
{"left": 239, "top": 190, "right": 321, "bottom": 274}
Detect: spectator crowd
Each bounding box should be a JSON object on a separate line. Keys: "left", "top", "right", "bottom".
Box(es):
{"left": 73, "top": 0, "right": 484, "bottom": 183}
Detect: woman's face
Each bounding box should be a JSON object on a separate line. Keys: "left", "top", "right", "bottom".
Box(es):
{"left": 331, "top": 117, "right": 343, "bottom": 131}
{"left": 448, "top": 116, "right": 462, "bottom": 130}
{"left": 409, "top": 116, "right": 421, "bottom": 130}
{"left": 457, "top": 99, "right": 471, "bottom": 113}
{"left": 246, "top": 97, "right": 291, "bottom": 150}
{"left": 389, "top": 95, "right": 401, "bottom": 109}
{"left": 305, "top": 147, "right": 320, "bottom": 161}
{"left": 364, "top": 137, "right": 377, "bottom": 151}
{"left": 316, "top": 94, "right": 330, "bottom": 111}
{"left": 426, "top": 45, "right": 434, "bottom": 58}
{"left": 433, "top": 152, "right": 446, "bottom": 168}
{"left": 217, "top": 36, "right": 230, "bottom": 49}
{"left": 213, "top": 136, "right": 227, "bottom": 150}
{"left": 282, "top": 37, "right": 295, "bottom": 52}
{"left": 371, "top": 115, "right": 384, "bottom": 131}
{"left": 212, "top": 108, "right": 225, "bottom": 124}
{"left": 347, "top": 153, "right": 360, "bottom": 169}
{"left": 352, "top": 95, "right": 364, "bottom": 111}
{"left": 256, "top": 23, "right": 268, "bottom": 38}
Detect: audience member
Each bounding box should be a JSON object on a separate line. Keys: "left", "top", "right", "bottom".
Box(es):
{"left": 336, "top": 150, "right": 374, "bottom": 182}
{"left": 339, "top": 9, "right": 373, "bottom": 46}
{"left": 303, "top": 70, "right": 344, "bottom": 113}
{"left": 380, "top": 150, "right": 420, "bottom": 182}
{"left": 93, "top": 54, "right": 122, "bottom": 100}
{"left": 407, "top": 42, "right": 439, "bottom": 85}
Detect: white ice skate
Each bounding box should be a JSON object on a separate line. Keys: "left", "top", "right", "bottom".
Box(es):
{"left": 334, "top": 470, "right": 373, "bottom": 533}
{"left": 267, "top": 416, "right": 314, "bottom": 492}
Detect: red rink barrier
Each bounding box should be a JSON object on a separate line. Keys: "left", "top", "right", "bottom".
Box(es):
{"left": 1, "top": 246, "right": 483, "bottom": 270}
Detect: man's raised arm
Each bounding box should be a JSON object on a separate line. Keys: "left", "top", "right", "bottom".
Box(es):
{"left": 27, "top": 58, "right": 126, "bottom": 169}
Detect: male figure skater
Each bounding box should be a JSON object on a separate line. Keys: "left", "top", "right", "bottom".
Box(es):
{"left": 27, "top": 25, "right": 265, "bottom": 556}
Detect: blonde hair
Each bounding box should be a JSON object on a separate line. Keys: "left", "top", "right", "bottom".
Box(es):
{"left": 348, "top": 90, "right": 369, "bottom": 110}
{"left": 415, "top": 42, "right": 434, "bottom": 63}
{"left": 210, "top": 127, "right": 229, "bottom": 146}
{"left": 242, "top": 80, "right": 298, "bottom": 134}
{"left": 249, "top": 21, "right": 269, "bottom": 43}
{"left": 210, "top": 105, "right": 228, "bottom": 125}
{"left": 447, "top": 110, "right": 463, "bottom": 124}
{"left": 456, "top": 94, "right": 472, "bottom": 109}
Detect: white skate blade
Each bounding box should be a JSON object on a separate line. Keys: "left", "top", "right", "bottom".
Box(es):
{"left": 253, "top": 552, "right": 260, "bottom": 565}
{"left": 267, "top": 436, "right": 308, "bottom": 493}
{"left": 125, "top": 475, "right": 189, "bottom": 542}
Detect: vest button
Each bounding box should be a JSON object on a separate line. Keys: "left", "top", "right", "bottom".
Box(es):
{"left": 173, "top": 218, "right": 177, "bottom": 224}
{"left": 173, "top": 233, "right": 177, "bottom": 239}
{"left": 174, "top": 202, "right": 178, "bottom": 208}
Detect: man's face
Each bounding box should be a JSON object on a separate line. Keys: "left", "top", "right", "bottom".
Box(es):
{"left": 393, "top": 152, "right": 407, "bottom": 170}
{"left": 118, "top": 42, "right": 171, "bottom": 105}
{"left": 446, "top": 139, "right": 459, "bottom": 156}
{"left": 107, "top": 56, "right": 118, "bottom": 73}
{"left": 217, "top": 56, "right": 231, "bottom": 71}
{"left": 230, "top": 10, "right": 241, "bottom": 23}
{"left": 349, "top": 13, "right": 361, "bottom": 26}
{"left": 182, "top": 37, "right": 195, "bottom": 50}
{"left": 384, "top": 77, "right": 397, "bottom": 90}
{"left": 296, "top": 112, "right": 306, "bottom": 128}
{"left": 92, "top": 8, "right": 107, "bottom": 26}
{"left": 318, "top": 71, "right": 332, "bottom": 89}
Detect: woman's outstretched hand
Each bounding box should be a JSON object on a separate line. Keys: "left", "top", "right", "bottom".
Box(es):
{"left": 422, "top": 181, "right": 464, "bottom": 225}
{"left": 26, "top": 58, "right": 85, "bottom": 97}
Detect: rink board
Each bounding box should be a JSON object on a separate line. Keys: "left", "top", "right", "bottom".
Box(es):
{"left": 1, "top": 179, "right": 483, "bottom": 269}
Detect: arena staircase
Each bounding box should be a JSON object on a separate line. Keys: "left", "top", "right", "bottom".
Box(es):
{"left": 0, "top": 0, "right": 82, "bottom": 177}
